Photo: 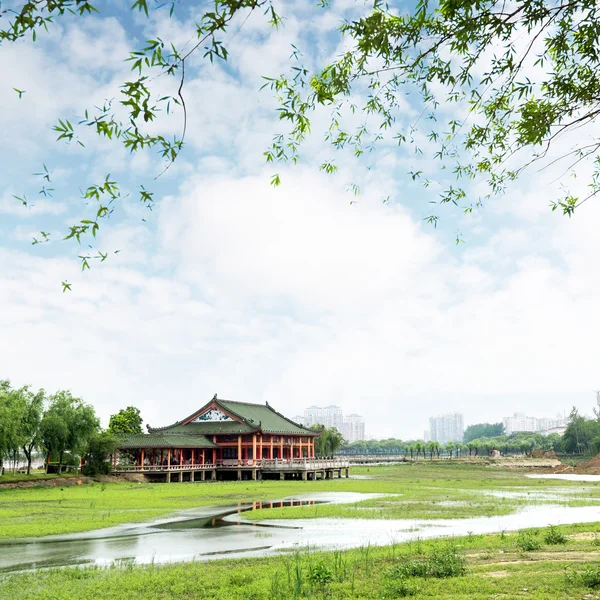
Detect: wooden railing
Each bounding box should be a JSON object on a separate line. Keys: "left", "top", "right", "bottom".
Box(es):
{"left": 114, "top": 458, "right": 349, "bottom": 472}
{"left": 115, "top": 463, "right": 216, "bottom": 472}
{"left": 260, "top": 458, "right": 349, "bottom": 470}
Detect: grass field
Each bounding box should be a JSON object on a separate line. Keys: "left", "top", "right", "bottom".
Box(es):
{"left": 3, "top": 522, "right": 600, "bottom": 599}
{"left": 1, "top": 463, "right": 599, "bottom": 539}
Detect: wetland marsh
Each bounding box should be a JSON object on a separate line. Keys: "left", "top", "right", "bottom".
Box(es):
{"left": 1, "top": 462, "right": 600, "bottom": 598}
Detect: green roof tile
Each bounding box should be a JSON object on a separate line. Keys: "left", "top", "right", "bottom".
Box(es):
{"left": 147, "top": 397, "right": 317, "bottom": 436}
{"left": 216, "top": 399, "right": 317, "bottom": 435}
{"left": 116, "top": 433, "right": 217, "bottom": 449}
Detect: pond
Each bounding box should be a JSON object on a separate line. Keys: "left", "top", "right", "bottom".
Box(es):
{"left": 1, "top": 490, "right": 599, "bottom": 574}
{"left": 526, "top": 474, "right": 600, "bottom": 482}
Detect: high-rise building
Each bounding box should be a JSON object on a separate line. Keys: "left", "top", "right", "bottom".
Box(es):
{"left": 303, "top": 405, "right": 344, "bottom": 431}
{"left": 502, "top": 412, "right": 566, "bottom": 435}
{"left": 343, "top": 414, "right": 365, "bottom": 443}
{"left": 429, "top": 413, "right": 464, "bottom": 444}
{"left": 301, "top": 405, "right": 365, "bottom": 442}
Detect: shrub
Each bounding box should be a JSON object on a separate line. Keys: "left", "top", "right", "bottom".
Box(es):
{"left": 544, "top": 525, "right": 567, "bottom": 545}
{"left": 580, "top": 566, "right": 600, "bottom": 589}
{"left": 566, "top": 565, "right": 600, "bottom": 589}
{"left": 307, "top": 562, "right": 333, "bottom": 587}
{"left": 516, "top": 532, "right": 542, "bottom": 552}
{"left": 391, "top": 543, "right": 466, "bottom": 580}
{"left": 384, "top": 576, "right": 419, "bottom": 597}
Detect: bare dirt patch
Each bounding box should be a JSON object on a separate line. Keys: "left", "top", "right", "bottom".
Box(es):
{"left": 0, "top": 477, "right": 92, "bottom": 490}
{"left": 480, "top": 570, "right": 510, "bottom": 578}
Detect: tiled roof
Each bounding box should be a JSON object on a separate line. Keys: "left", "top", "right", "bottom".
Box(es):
{"left": 148, "top": 397, "right": 317, "bottom": 436}
{"left": 116, "top": 433, "right": 217, "bottom": 449}
{"left": 217, "top": 399, "right": 316, "bottom": 435}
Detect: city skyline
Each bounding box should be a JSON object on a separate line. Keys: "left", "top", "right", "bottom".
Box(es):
{"left": 294, "top": 405, "right": 366, "bottom": 443}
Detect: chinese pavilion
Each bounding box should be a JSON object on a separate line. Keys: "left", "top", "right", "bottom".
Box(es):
{"left": 113, "top": 395, "right": 348, "bottom": 482}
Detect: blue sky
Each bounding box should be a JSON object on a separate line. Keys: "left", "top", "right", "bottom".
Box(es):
{"left": 1, "top": 0, "right": 599, "bottom": 438}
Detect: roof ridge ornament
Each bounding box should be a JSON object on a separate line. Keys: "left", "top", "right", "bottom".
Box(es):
{"left": 213, "top": 393, "right": 217, "bottom": 400}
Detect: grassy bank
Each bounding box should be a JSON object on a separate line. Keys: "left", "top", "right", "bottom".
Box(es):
{"left": 0, "top": 471, "right": 78, "bottom": 484}
{"left": 1, "top": 463, "right": 599, "bottom": 539}
{"left": 3, "top": 522, "right": 600, "bottom": 599}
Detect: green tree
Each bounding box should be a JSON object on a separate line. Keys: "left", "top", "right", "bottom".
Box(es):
{"left": 445, "top": 441, "right": 455, "bottom": 458}
{"left": 18, "top": 387, "right": 46, "bottom": 475}
{"left": 311, "top": 425, "right": 345, "bottom": 457}
{"left": 41, "top": 391, "right": 99, "bottom": 473}
{"left": 83, "top": 431, "right": 117, "bottom": 476}
{"left": 1, "top": 0, "right": 595, "bottom": 270}
{"left": 108, "top": 406, "right": 143, "bottom": 436}
{"left": 0, "top": 381, "right": 25, "bottom": 473}
{"left": 463, "top": 423, "right": 504, "bottom": 443}
{"left": 40, "top": 413, "right": 68, "bottom": 473}
{"left": 563, "top": 407, "right": 600, "bottom": 454}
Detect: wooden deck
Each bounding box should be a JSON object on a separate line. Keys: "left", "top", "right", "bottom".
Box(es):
{"left": 113, "top": 458, "right": 350, "bottom": 482}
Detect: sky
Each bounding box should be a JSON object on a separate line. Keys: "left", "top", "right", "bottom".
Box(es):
{"left": 1, "top": 0, "right": 599, "bottom": 439}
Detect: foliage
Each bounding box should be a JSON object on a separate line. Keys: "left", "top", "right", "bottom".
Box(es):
{"left": 18, "top": 386, "right": 46, "bottom": 475}
{"left": 463, "top": 423, "right": 504, "bottom": 443}
{"left": 566, "top": 564, "right": 600, "bottom": 589}
{"left": 311, "top": 425, "right": 345, "bottom": 457}
{"left": 515, "top": 532, "right": 542, "bottom": 552}
{"left": 2, "top": 0, "right": 597, "bottom": 271}
{"left": 108, "top": 407, "right": 143, "bottom": 436}
{"left": 0, "top": 381, "right": 46, "bottom": 474}
{"left": 41, "top": 390, "right": 100, "bottom": 473}
{"left": 544, "top": 525, "right": 567, "bottom": 545}
{"left": 389, "top": 543, "right": 466, "bottom": 580}
{"left": 562, "top": 407, "right": 600, "bottom": 454}
{"left": 307, "top": 562, "right": 333, "bottom": 587}
{"left": 83, "top": 431, "right": 118, "bottom": 476}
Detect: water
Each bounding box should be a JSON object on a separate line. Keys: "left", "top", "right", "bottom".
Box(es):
{"left": 526, "top": 474, "right": 600, "bottom": 482}
{"left": 1, "top": 491, "right": 600, "bottom": 574}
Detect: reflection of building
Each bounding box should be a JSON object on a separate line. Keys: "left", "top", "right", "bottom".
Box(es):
{"left": 343, "top": 414, "right": 365, "bottom": 443}
{"left": 503, "top": 412, "right": 566, "bottom": 435}
{"left": 429, "top": 413, "right": 464, "bottom": 444}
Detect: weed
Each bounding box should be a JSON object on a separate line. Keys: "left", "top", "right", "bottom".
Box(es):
{"left": 516, "top": 532, "right": 542, "bottom": 552}
{"left": 308, "top": 562, "right": 333, "bottom": 587}
{"left": 566, "top": 565, "right": 600, "bottom": 589}
{"left": 544, "top": 525, "right": 567, "bottom": 545}
{"left": 390, "top": 543, "right": 466, "bottom": 580}
{"left": 384, "top": 575, "right": 419, "bottom": 597}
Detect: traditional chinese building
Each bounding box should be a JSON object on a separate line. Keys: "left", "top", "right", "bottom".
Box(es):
{"left": 113, "top": 395, "right": 349, "bottom": 482}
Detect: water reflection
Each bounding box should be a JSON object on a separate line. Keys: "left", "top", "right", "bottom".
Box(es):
{"left": 1, "top": 491, "right": 599, "bottom": 574}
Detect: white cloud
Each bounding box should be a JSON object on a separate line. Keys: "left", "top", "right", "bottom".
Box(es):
{"left": 2, "top": 3, "right": 600, "bottom": 442}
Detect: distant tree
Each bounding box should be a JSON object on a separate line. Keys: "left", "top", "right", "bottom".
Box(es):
{"left": 413, "top": 441, "right": 425, "bottom": 460}
{"left": 445, "top": 441, "right": 455, "bottom": 458}
{"left": 83, "top": 432, "right": 117, "bottom": 476}
{"left": 463, "top": 423, "right": 504, "bottom": 443}
{"left": 426, "top": 441, "right": 435, "bottom": 460}
{"left": 108, "top": 406, "right": 143, "bottom": 435}
{"left": 40, "top": 413, "right": 69, "bottom": 473}
{"left": 18, "top": 387, "right": 46, "bottom": 475}
{"left": 41, "top": 391, "right": 99, "bottom": 473}
{"left": 311, "top": 425, "right": 345, "bottom": 457}
{"left": 0, "top": 380, "right": 25, "bottom": 473}
{"left": 562, "top": 407, "right": 600, "bottom": 454}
